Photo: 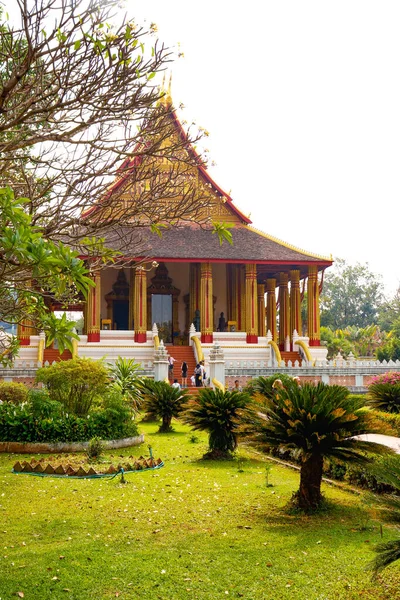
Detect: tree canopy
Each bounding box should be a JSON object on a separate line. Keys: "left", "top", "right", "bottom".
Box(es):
{"left": 320, "top": 258, "right": 384, "bottom": 330}
{"left": 0, "top": 0, "right": 214, "bottom": 353}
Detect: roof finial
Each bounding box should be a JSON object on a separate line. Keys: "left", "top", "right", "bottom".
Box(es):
{"left": 168, "top": 72, "right": 172, "bottom": 96}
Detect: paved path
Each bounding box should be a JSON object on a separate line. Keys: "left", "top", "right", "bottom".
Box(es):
{"left": 355, "top": 434, "right": 400, "bottom": 453}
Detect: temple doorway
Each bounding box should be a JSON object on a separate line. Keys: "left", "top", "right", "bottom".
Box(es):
{"left": 113, "top": 300, "right": 129, "bottom": 330}
{"left": 152, "top": 294, "right": 172, "bottom": 344}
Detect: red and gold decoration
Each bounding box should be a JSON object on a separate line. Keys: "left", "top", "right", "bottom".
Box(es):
{"left": 200, "top": 262, "right": 213, "bottom": 343}
{"left": 290, "top": 270, "right": 302, "bottom": 345}
{"left": 245, "top": 263, "right": 258, "bottom": 343}
{"left": 86, "top": 272, "right": 101, "bottom": 342}
{"left": 307, "top": 265, "right": 321, "bottom": 346}
{"left": 257, "top": 283, "right": 266, "bottom": 337}
{"left": 17, "top": 319, "right": 34, "bottom": 346}
{"left": 266, "top": 278, "right": 277, "bottom": 342}
{"left": 134, "top": 266, "right": 147, "bottom": 343}
{"left": 278, "top": 272, "right": 290, "bottom": 350}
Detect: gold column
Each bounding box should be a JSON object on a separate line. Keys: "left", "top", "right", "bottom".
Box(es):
{"left": 129, "top": 267, "right": 135, "bottom": 330}
{"left": 200, "top": 262, "right": 213, "bottom": 343}
{"left": 238, "top": 265, "right": 246, "bottom": 331}
{"left": 307, "top": 265, "right": 321, "bottom": 346}
{"left": 134, "top": 266, "right": 147, "bottom": 343}
{"left": 189, "top": 263, "right": 200, "bottom": 328}
{"left": 290, "top": 270, "right": 302, "bottom": 345}
{"left": 87, "top": 273, "right": 101, "bottom": 342}
{"left": 245, "top": 264, "right": 258, "bottom": 343}
{"left": 17, "top": 319, "right": 34, "bottom": 346}
{"left": 266, "top": 278, "right": 277, "bottom": 342}
{"left": 257, "top": 283, "right": 266, "bottom": 337}
{"left": 278, "top": 272, "right": 290, "bottom": 350}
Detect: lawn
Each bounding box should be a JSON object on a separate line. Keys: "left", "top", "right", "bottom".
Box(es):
{"left": 0, "top": 420, "right": 399, "bottom": 600}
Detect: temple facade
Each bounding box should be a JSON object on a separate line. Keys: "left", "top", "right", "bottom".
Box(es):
{"left": 17, "top": 96, "right": 332, "bottom": 367}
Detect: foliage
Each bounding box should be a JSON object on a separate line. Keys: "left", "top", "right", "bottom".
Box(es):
{"left": 0, "top": 381, "right": 28, "bottom": 405}
{"left": 245, "top": 373, "right": 300, "bottom": 399}
{"left": 320, "top": 324, "right": 383, "bottom": 359}
{"left": 36, "top": 358, "right": 109, "bottom": 417}
{"left": 367, "top": 372, "right": 400, "bottom": 413}
{"left": 368, "top": 456, "right": 400, "bottom": 575}
{"left": 108, "top": 357, "right": 144, "bottom": 412}
{"left": 242, "top": 381, "right": 390, "bottom": 510}
{"left": 0, "top": 187, "right": 92, "bottom": 351}
{"left": 376, "top": 335, "right": 400, "bottom": 362}
{"left": 27, "top": 388, "right": 62, "bottom": 419}
{"left": 211, "top": 221, "right": 234, "bottom": 246}
{"left": 182, "top": 388, "right": 251, "bottom": 457}
{"left": 0, "top": 391, "right": 137, "bottom": 443}
{"left": 86, "top": 437, "right": 104, "bottom": 461}
{"left": 140, "top": 379, "right": 189, "bottom": 432}
{"left": 320, "top": 258, "right": 384, "bottom": 330}
{"left": 378, "top": 287, "right": 400, "bottom": 332}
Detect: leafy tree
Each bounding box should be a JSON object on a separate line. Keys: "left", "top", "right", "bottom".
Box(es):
{"left": 0, "top": 1, "right": 211, "bottom": 253}
{"left": 0, "top": 186, "right": 93, "bottom": 351}
{"left": 376, "top": 336, "right": 400, "bottom": 362}
{"left": 182, "top": 388, "right": 251, "bottom": 458}
{"left": 140, "top": 379, "right": 189, "bottom": 432}
{"left": 378, "top": 287, "right": 400, "bottom": 333}
{"left": 320, "top": 258, "right": 384, "bottom": 330}
{"left": 243, "top": 381, "right": 389, "bottom": 510}
{"left": 36, "top": 357, "right": 109, "bottom": 416}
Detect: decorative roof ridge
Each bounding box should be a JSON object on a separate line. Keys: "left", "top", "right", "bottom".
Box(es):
{"left": 244, "top": 224, "right": 333, "bottom": 262}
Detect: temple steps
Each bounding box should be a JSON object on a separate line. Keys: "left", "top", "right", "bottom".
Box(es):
{"left": 280, "top": 351, "right": 302, "bottom": 366}
{"left": 167, "top": 345, "right": 198, "bottom": 386}
{"left": 43, "top": 348, "right": 72, "bottom": 363}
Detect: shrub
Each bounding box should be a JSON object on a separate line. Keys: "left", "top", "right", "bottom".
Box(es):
{"left": 0, "top": 382, "right": 28, "bottom": 405}
{"left": 140, "top": 379, "right": 189, "bottom": 432}
{"left": 108, "top": 357, "right": 143, "bottom": 412}
{"left": 27, "top": 389, "right": 63, "bottom": 419}
{"left": 0, "top": 394, "right": 138, "bottom": 443}
{"left": 182, "top": 388, "right": 251, "bottom": 458}
{"left": 36, "top": 358, "right": 109, "bottom": 417}
{"left": 367, "top": 372, "right": 400, "bottom": 413}
{"left": 86, "top": 437, "right": 104, "bottom": 460}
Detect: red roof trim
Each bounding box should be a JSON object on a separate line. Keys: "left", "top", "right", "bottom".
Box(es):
{"left": 79, "top": 255, "right": 332, "bottom": 267}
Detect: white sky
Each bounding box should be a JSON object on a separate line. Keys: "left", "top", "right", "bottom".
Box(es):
{"left": 4, "top": 1, "right": 400, "bottom": 296}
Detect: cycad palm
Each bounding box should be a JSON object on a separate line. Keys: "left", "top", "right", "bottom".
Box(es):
{"left": 369, "top": 457, "right": 400, "bottom": 575}
{"left": 244, "top": 381, "right": 389, "bottom": 510}
{"left": 140, "top": 380, "right": 189, "bottom": 432}
{"left": 182, "top": 388, "right": 251, "bottom": 457}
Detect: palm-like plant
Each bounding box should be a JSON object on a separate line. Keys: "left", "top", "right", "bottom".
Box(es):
{"left": 108, "top": 357, "right": 143, "bottom": 412}
{"left": 243, "top": 381, "right": 389, "bottom": 510}
{"left": 182, "top": 388, "right": 251, "bottom": 458}
{"left": 369, "top": 457, "right": 400, "bottom": 576}
{"left": 140, "top": 380, "right": 189, "bottom": 432}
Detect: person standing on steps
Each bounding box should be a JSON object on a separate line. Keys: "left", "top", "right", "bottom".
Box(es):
{"left": 181, "top": 360, "right": 188, "bottom": 388}
{"left": 168, "top": 355, "right": 175, "bottom": 379}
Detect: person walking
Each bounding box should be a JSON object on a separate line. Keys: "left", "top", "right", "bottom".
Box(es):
{"left": 168, "top": 355, "right": 175, "bottom": 379}
{"left": 194, "top": 364, "right": 202, "bottom": 387}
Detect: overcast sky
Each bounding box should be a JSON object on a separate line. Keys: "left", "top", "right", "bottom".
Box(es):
{"left": 4, "top": 1, "right": 400, "bottom": 296}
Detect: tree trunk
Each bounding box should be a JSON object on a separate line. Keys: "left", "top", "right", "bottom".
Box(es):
{"left": 296, "top": 454, "right": 323, "bottom": 510}
{"left": 159, "top": 415, "right": 172, "bottom": 432}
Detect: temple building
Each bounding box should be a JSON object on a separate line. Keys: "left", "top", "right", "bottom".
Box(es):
{"left": 18, "top": 91, "right": 332, "bottom": 368}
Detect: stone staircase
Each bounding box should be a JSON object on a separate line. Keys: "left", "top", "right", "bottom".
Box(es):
{"left": 166, "top": 345, "right": 198, "bottom": 388}
{"left": 280, "top": 351, "right": 302, "bottom": 366}
{"left": 43, "top": 348, "right": 72, "bottom": 363}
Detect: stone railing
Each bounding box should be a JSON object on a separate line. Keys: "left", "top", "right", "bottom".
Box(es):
{"left": 225, "top": 358, "right": 400, "bottom": 392}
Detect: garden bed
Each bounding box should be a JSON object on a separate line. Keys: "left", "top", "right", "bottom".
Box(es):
{"left": 0, "top": 434, "right": 144, "bottom": 453}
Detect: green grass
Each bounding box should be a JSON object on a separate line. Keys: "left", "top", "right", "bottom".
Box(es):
{"left": 0, "top": 420, "right": 399, "bottom": 599}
